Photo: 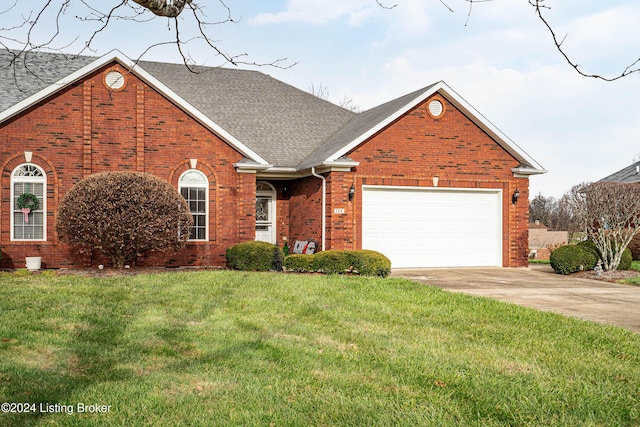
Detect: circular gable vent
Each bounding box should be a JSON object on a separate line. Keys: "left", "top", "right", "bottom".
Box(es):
{"left": 105, "top": 70, "right": 125, "bottom": 91}
{"left": 428, "top": 99, "right": 443, "bottom": 117}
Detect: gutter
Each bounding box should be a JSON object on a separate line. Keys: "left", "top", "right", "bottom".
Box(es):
{"left": 311, "top": 167, "right": 326, "bottom": 251}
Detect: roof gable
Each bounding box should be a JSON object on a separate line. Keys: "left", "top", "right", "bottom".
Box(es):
{"left": 0, "top": 50, "right": 272, "bottom": 166}
{"left": 300, "top": 81, "right": 545, "bottom": 174}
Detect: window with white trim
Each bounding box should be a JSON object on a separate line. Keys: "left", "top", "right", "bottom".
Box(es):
{"left": 179, "top": 170, "right": 208, "bottom": 241}
{"left": 11, "top": 164, "right": 46, "bottom": 241}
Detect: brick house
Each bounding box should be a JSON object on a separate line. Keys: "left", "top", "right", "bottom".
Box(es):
{"left": 0, "top": 50, "right": 545, "bottom": 269}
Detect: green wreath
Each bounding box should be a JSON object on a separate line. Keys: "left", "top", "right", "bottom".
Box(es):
{"left": 17, "top": 192, "right": 39, "bottom": 211}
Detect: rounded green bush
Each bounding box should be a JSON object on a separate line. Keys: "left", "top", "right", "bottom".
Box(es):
{"left": 311, "top": 250, "right": 351, "bottom": 275}
{"left": 618, "top": 247, "right": 633, "bottom": 270}
{"left": 577, "top": 239, "right": 633, "bottom": 270}
{"left": 550, "top": 245, "right": 598, "bottom": 275}
{"left": 347, "top": 250, "right": 391, "bottom": 277}
{"left": 226, "top": 241, "right": 283, "bottom": 271}
{"left": 283, "top": 254, "right": 315, "bottom": 272}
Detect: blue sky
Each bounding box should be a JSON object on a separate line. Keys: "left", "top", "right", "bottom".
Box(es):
{"left": 4, "top": 0, "right": 640, "bottom": 198}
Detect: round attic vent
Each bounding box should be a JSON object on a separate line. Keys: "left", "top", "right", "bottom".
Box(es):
{"left": 428, "top": 99, "right": 443, "bottom": 117}
{"left": 105, "top": 70, "right": 125, "bottom": 91}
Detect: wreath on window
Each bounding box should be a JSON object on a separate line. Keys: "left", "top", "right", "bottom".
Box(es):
{"left": 17, "top": 192, "right": 39, "bottom": 224}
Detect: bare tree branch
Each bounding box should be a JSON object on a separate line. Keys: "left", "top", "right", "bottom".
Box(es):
{"left": 528, "top": 0, "right": 640, "bottom": 81}
{"left": 376, "top": 1, "right": 398, "bottom": 10}
{"left": 130, "top": 0, "right": 192, "bottom": 18}
{"left": 0, "top": 0, "right": 294, "bottom": 80}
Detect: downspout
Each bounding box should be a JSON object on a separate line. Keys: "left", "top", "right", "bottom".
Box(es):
{"left": 311, "top": 167, "right": 326, "bottom": 251}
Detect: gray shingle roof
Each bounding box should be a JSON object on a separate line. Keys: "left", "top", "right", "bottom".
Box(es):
{"left": 299, "top": 85, "right": 436, "bottom": 169}
{"left": 137, "top": 60, "right": 355, "bottom": 167}
{"left": 599, "top": 161, "right": 640, "bottom": 183}
{"left": 0, "top": 50, "right": 95, "bottom": 111}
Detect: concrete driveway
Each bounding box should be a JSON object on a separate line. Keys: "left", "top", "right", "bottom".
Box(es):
{"left": 392, "top": 264, "right": 640, "bottom": 333}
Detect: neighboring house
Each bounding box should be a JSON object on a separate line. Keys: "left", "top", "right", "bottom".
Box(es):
{"left": 528, "top": 220, "right": 568, "bottom": 260}
{"left": 0, "top": 50, "right": 545, "bottom": 269}
{"left": 599, "top": 160, "right": 640, "bottom": 184}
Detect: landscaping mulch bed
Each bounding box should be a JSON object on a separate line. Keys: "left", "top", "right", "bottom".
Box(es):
{"left": 574, "top": 269, "right": 640, "bottom": 283}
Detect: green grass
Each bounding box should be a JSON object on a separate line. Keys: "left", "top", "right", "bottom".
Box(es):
{"left": 1, "top": 270, "right": 639, "bottom": 426}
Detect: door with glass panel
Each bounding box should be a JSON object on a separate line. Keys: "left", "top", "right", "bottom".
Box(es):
{"left": 255, "top": 182, "right": 276, "bottom": 244}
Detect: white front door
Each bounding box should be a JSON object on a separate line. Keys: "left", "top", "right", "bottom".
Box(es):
{"left": 256, "top": 182, "right": 276, "bottom": 244}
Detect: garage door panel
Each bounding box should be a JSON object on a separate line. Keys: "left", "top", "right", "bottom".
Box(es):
{"left": 362, "top": 187, "right": 502, "bottom": 268}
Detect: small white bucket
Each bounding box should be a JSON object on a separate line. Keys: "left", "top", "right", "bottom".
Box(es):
{"left": 25, "top": 257, "right": 42, "bottom": 271}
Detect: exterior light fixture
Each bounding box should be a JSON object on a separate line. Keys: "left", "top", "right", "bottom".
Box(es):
{"left": 348, "top": 184, "right": 356, "bottom": 202}
{"left": 512, "top": 189, "right": 520, "bottom": 205}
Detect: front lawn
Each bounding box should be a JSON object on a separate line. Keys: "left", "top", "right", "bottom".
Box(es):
{"left": 1, "top": 270, "right": 638, "bottom": 426}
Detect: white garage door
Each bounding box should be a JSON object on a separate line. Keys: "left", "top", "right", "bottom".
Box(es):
{"left": 362, "top": 186, "right": 502, "bottom": 268}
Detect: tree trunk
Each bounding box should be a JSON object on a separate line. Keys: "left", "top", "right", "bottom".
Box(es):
{"left": 131, "top": 0, "right": 192, "bottom": 17}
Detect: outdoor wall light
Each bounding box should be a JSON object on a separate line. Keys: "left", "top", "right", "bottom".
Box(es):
{"left": 282, "top": 185, "right": 289, "bottom": 199}
{"left": 348, "top": 184, "right": 356, "bottom": 201}
{"left": 512, "top": 189, "right": 520, "bottom": 205}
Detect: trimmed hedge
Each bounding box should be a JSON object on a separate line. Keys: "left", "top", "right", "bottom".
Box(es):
{"left": 348, "top": 250, "right": 392, "bottom": 277}
{"left": 311, "top": 250, "right": 352, "bottom": 275}
{"left": 284, "top": 250, "right": 391, "bottom": 277}
{"left": 283, "top": 254, "right": 314, "bottom": 272}
{"left": 550, "top": 245, "right": 598, "bottom": 275}
{"left": 226, "top": 241, "right": 284, "bottom": 271}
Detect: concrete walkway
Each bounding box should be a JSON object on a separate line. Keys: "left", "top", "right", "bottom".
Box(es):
{"left": 392, "top": 264, "right": 640, "bottom": 333}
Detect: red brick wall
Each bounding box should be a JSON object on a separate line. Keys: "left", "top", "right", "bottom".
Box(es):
{"left": 327, "top": 94, "right": 530, "bottom": 267}
{"left": 287, "top": 176, "right": 323, "bottom": 247}
{"left": 0, "top": 63, "right": 252, "bottom": 269}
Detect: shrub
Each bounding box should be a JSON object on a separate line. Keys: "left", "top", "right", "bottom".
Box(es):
{"left": 226, "top": 241, "right": 283, "bottom": 271}
{"left": 577, "top": 239, "right": 633, "bottom": 271}
{"left": 56, "top": 172, "right": 193, "bottom": 268}
{"left": 618, "top": 247, "right": 633, "bottom": 270}
{"left": 311, "top": 250, "right": 351, "bottom": 275}
{"left": 347, "top": 250, "right": 391, "bottom": 277}
{"left": 283, "top": 254, "right": 315, "bottom": 272}
{"left": 282, "top": 250, "right": 392, "bottom": 277}
{"left": 550, "top": 245, "right": 598, "bottom": 275}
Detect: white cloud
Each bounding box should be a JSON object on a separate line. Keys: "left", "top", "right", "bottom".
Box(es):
{"left": 249, "top": 0, "right": 376, "bottom": 26}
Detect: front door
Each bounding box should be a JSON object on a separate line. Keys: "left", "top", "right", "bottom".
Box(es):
{"left": 256, "top": 182, "right": 276, "bottom": 243}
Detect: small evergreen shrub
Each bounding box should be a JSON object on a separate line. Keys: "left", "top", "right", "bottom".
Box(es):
{"left": 347, "top": 250, "right": 391, "bottom": 277}
{"left": 550, "top": 245, "right": 598, "bottom": 275}
{"left": 618, "top": 247, "right": 633, "bottom": 270}
{"left": 283, "top": 254, "right": 315, "bottom": 272}
{"left": 577, "top": 239, "right": 633, "bottom": 271}
{"left": 226, "top": 241, "right": 283, "bottom": 271}
{"left": 311, "top": 250, "right": 352, "bottom": 275}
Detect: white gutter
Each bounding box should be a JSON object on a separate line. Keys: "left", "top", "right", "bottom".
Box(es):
{"left": 311, "top": 167, "right": 326, "bottom": 251}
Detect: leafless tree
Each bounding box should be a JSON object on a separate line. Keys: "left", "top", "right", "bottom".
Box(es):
{"left": 0, "top": 0, "right": 290, "bottom": 71}
{"left": 566, "top": 181, "right": 640, "bottom": 271}
{"left": 309, "top": 83, "right": 361, "bottom": 113}
{"left": 2, "top": 1, "right": 637, "bottom": 81}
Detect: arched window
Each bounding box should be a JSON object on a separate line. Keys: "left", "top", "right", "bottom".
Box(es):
{"left": 11, "top": 164, "right": 46, "bottom": 241}
{"left": 179, "top": 170, "right": 208, "bottom": 241}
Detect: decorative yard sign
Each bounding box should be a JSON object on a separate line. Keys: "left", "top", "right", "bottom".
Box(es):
{"left": 17, "top": 192, "right": 39, "bottom": 223}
